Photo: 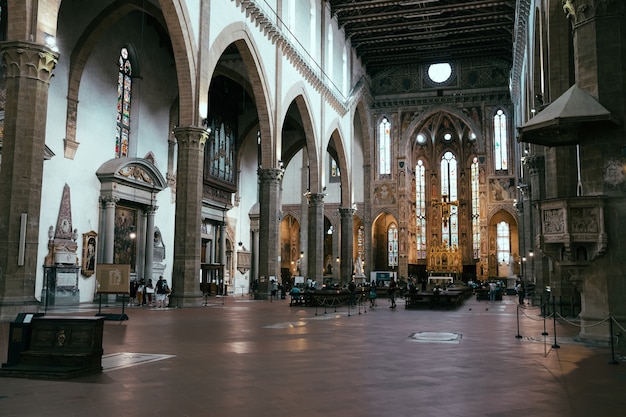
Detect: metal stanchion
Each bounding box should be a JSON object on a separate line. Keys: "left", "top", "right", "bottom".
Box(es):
{"left": 552, "top": 295, "right": 560, "bottom": 349}
{"left": 515, "top": 304, "right": 523, "bottom": 338}
{"left": 609, "top": 316, "right": 619, "bottom": 365}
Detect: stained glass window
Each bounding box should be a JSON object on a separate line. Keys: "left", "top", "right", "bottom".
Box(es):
{"left": 415, "top": 160, "right": 426, "bottom": 259}
{"left": 497, "top": 221, "right": 510, "bottom": 263}
{"left": 494, "top": 109, "right": 508, "bottom": 171}
{"left": 116, "top": 47, "right": 132, "bottom": 158}
{"left": 378, "top": 117, "right": 391, "bottom": 175}
{"left": 471, "top": 157, "right": 480, "bottom": 259}
{"left": 440, "top": 151, "right": 458, "bottom": 249}
{"left": 388, "top": 224, "right": 398, "bottom": 267}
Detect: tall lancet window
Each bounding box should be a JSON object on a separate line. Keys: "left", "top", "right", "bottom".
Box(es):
{"left": 497, "top": 221, "right": 510, "bottom": 264}
{"left": 378, "top": 117, "right": 391, "bottom": 175}
{"left": 494, "top": 109, "right": 508, "bottom": 171}
{"left": 415, "top": 160, "right": 426, "bottom": 259}
{"left": 440, "top": 151, "right": 458, "bottom": 249}
{"left": 116, "top": 47, "right": 132, "bottom": 158}
{"left": 471, "top": 157, "right": 480, "bottom": 258}
{"left": 388, "top": 224, "right": 398, "bottom": 268}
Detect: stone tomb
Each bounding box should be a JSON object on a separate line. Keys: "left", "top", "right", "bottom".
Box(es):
{"left": 0, "top": 316, "right": 104, "bottom": 379}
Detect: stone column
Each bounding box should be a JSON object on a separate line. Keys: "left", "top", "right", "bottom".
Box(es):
{"left": 101, "top": 196, "right": 119, "bottom": 264}
{"left": 144, "top": 205, "right": 157, "bottom": 281}
{"left": 306, "top": 193, "right": 325, "bottom": 285}
{"left": 257, "top": 168, "right": 283, "bottom": 298}
{"left": 339, "top": 207, "right": 355, "bottom": 285}
{"left": 171, "top": 126, "right": 209, "bottom": 306}
{"left": 0, "top": 42, "right": 59, "bottom": 319}
{"left": 219, "top": 220, "right": 226, "bottom": 294}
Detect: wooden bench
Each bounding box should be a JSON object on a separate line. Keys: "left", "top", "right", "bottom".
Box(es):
{"left": 289, "top": 292, "right": 310, "bottom": 306}
{"left": 404, "top": 290, "right": 465, "bottom": 309}
{"left": 0, "top": 316, "right": 104, "bottom": 379}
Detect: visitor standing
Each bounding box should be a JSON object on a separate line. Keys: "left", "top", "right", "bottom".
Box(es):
{"left": 515, "top": 280, "right": 525, "bottom": 305}
{"left": 145, "top": 279, "right": 155, "bottom": 306}
{"left": 155, "top": 276, "right": 168, "bottom": 308}
{"left": 388, "top": 277, "right": 397, "bottom": 308}
{"left": 488, "top": 281, "right": 497, "bottom": 301}
{"left": 137, "top": 279, "right": 145, "bottom": 306}
{"left": 270, "top": 279, "right": 278, "bottom": 301}
{"left": 369, "top": 281, "right": 377, "bottom": 307}
{"left": 128, "top": 280, "right": 138, "bottom": 306}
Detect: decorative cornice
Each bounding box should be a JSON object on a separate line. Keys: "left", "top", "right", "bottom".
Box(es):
{"left": 233, "top": 0, "right": 351, "bottom": 116}
{"left": 373, "top": 90, "right": 510, "bottom": 109}
{"left": 63, "top": 138, "right": 80, "bottom": 160}
{"left": 0, "top": 41, "right": 59, "bottom": 82}
{"left": 511, "top": 0, "right": 531, "bottom": 102}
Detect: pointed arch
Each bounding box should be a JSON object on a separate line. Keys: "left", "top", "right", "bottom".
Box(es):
{"left": 207, "top": 24, "right": 274, "bottom": 171}
{"left": 62, "top": 0, "right": 195, "bottom": 158}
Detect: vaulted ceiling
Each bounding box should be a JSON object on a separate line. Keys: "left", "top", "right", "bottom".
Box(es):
{"left": 327, "top": 0, "right": 517, "bottom": 76}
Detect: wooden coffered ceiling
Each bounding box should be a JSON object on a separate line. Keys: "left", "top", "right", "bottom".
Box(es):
{"left": 327, "top": 0, "right": 516, "bottom": 76}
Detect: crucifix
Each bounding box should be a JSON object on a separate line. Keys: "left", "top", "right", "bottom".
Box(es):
{"left": 432, "top": 195, "right": 458, "bottom": 227}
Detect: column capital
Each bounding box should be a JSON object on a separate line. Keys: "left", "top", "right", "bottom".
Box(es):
{"left": 339, "top": 207, "right": 355, "bottom": 218}
{"left": 305, "top": 192, "right": 325, "bottom": 206}
{"left": 258, "top": 167, "right": 284, "bottom": 183}
{"left": 100, "top": 195, "right": 120, "bottom": 206}
{"left": 145, "top": 205, "right": 159, "bottom": 215}
{"left": 0, "top": 41, "right": 59, "bottom": 82}
{"left": 523, "top": 155, "right": 544, "bottom": 175}
{"left": 564, "top": 0, "right": 625, "bottom": 26}
{"left": 173, "top": 126, "right": 209, "bottom": 150}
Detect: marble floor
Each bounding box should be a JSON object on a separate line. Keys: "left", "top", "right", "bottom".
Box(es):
{"left": 1, "top": 294, "right": 625, "bottom": 417}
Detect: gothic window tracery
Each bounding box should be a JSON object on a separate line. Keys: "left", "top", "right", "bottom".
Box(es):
{"left": 471, "top": 157, "right": 480, "bottom": 258}
{"left": 494, "top": 109, "right": 508, "bottom": 171}
{"left": 497, "top": 221, "right": 510, "bottom": 263}
{"left": 378, "top": 117, "right": 391, "bottom": 176}
{"left": 440, "top": 151, "right": 458, "bottom": 248}
{"left": 116, "top": 46, "right": 132, "bottom": 158}
{"left": 388, "top": 224, "right": 398, "bottom": 268}
{"left": 415, "top": 160, "right": 426, "bottom": 259}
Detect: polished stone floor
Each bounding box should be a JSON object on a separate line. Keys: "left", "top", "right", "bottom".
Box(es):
{"left": 1, "top": 294, "right": 625, "bottom": 417}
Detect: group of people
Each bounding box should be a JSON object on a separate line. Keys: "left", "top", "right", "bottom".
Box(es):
{"left": 366, "top": 277, "right": 398, "bottom": 309}
{"left": 129, "top": 276, "right": 170, "bottom": 308}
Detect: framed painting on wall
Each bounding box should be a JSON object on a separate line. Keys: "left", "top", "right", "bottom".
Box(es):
{"left": 81, "top": 231, "right": 98, "bottom": 277}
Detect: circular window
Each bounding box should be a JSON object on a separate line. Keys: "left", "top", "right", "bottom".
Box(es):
{"left": 427, "top": 63, "right": 452, "bottom": 84}
{"left": 443, "top": 133, "right": 452, "bottom": 141}
{"left": 417, "top": 133, "right": 427, "bottom": 144}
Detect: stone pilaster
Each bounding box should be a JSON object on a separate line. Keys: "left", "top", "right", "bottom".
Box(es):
{"left": 257, "top": 168, "right": 283, "bottom": 298}
{"left": 306, "top": 193, "right": 325, "bottom": 284}
{"left": 144, "top": 205, "right": 157, "bottom": 281}
{"left": 339, "top": 207, "right": 355, "bottom": 285}
{"left": 0, "top": 41, "right": 59, "bottom": 320}
{"left": 170, "top": 127, "right": 209, "bottom": 306}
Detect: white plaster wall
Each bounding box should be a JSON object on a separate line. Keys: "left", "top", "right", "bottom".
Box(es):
{"left": 37, "top": 8, "right": 178, "bottom": 302}
{"left": 230, "top": 128, "right": 260, "bottom": 293}
{"left": 282, "top": 150, "right": 303, "bottom": 205}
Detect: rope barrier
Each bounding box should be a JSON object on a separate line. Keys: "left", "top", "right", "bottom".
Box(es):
{"left": 516, "top": 299, "right": 625, "bottom": 364}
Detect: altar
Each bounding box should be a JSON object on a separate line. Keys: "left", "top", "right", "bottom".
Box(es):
{"left": 428, "top": 276, "right": 454, "bottom": 285}
{"left": 427, "top": 244, "right": 462, "bottom": 278}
